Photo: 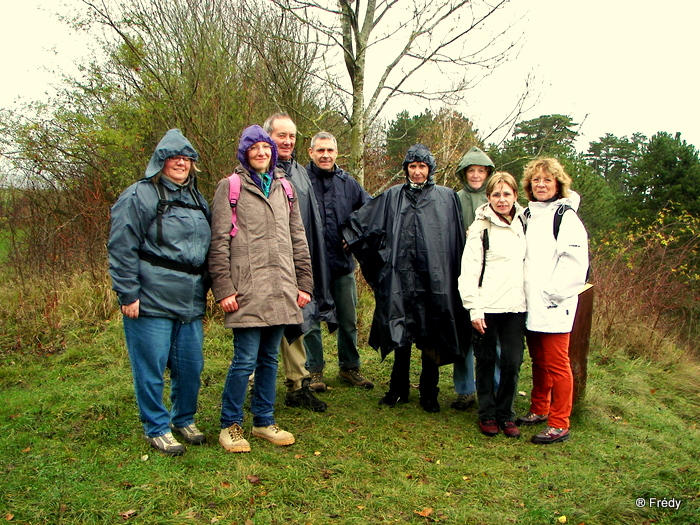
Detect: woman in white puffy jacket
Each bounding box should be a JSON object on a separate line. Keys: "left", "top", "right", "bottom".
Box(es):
{"left": 459, "top": 172, "right": 526, "bottom": 438}
{"left": 517, "top": 158, "right": 588, "bottom": 445}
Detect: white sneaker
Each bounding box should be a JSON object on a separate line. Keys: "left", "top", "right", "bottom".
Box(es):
{"left": 252, "top": 424, "right": 295, "bottom": 446}
{"left": 146, "top": 432, "right": 185, "bottom": 456}
{"left": 170, "top": 423, "right": 206, "bottom": 445}
{"left": 219, "top": 423, "right": 251, "bottom": 453}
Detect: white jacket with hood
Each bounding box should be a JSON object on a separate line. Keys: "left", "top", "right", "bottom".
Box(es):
{"left": 524, "top": 192, "right": 588, "bottom": 333}
{"left": 459, "top": 202, "right": 527, "bottom": 320}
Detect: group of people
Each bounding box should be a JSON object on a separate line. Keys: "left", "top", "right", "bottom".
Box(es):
{"left": 107, "top": 114, "right": 588, "bottom": 457}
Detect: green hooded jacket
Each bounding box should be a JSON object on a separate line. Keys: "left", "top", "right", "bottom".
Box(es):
{"left": 455, "top": 147, "right": 495, "bottom": 232}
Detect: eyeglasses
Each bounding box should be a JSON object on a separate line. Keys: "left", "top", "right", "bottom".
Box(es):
{"left": 167, "top": 156, "right": 194, "bottom": 163}
{"left": 248, "top": 143, "right": 272, "bottom": 153}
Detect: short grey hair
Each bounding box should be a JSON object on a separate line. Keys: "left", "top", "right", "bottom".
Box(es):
{"left": 263, "top": 112, "right": 293, "bottom": 134}
{"left": 310, "top": 131, "right": 338, "bottom": 151}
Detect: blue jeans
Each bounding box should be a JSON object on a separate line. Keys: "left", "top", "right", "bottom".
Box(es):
{"left": 453, "top": 339, "right": 502, "bottom": 395}
{"left": 304, "top": 272, "right": 361, "bottom": 372}
{"left": 122, "top": 316, "right": 204, "bottom": 438}
{"left": 220, "top": 326, "right": 285, "bottom": 429}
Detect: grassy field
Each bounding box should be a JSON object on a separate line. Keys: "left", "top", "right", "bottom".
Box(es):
{"left": 1, "top": 310, "right": 699, "bottom": 525}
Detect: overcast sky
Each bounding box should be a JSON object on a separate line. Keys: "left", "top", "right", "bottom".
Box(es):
{"left": 3, "top": 0, "right": 699, "bottom": 152}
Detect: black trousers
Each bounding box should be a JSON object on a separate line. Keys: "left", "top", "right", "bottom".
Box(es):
{"left": 473, "top": 312, "right": 526, "bottom": 423}
{"left": 389, "top": 345, "right": 440, "bottom": 399}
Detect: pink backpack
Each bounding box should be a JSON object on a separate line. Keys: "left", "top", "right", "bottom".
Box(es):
{"left": 227, "top": 173, "right": 294, "bottom": 237}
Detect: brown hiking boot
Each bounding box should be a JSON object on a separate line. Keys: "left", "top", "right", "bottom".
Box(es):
{"left": 338, "top": 367, "right": 374, "bottom": 389}
{"left": 308, "top": 371, "right": 327, "bottom": 392}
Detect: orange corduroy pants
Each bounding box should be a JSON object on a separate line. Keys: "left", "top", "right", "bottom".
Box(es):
{"left": 526, "top": 331, "right": 573, "bottom": 430}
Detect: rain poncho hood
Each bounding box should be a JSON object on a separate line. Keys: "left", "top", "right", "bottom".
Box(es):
{"left": 402, "top": 143, "right": 437, "bottom": 183}
{"left": 237, "top": 125, "right": 278, "bottom": 178}
{"left": 455, "top": 146, "right": 494, "bottom": 186}
{"left": 145, "top": 129, "right": 199, "bottom": 178}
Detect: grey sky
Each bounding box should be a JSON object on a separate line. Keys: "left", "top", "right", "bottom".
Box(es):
{"left": 3, "top": 0, "right": 698, "bottom": 152}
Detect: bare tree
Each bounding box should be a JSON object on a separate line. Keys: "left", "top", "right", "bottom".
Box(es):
{"left": 270, "top": 0, "right": 520, "bottom": 184}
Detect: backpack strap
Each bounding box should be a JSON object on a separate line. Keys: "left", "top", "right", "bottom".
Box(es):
{"left": 279, "top": 177, "right": 294, "bottom": 212}
{"left": 228, "top": 173, "right": 294, "bottom": 238}
{"left": 155, "top": 183, "right": 168, "bottom": 246}
{"left": 227, "top": 172, "right": 242, "bottom": 237}
{"left": 153, "top": 183, "right": 206, "bottom": 246}
{"left": 478, "top": 225, "right": 490, "bottom": 288}
{"left": 553, "top": 204, "right": 573, "bottom": 240}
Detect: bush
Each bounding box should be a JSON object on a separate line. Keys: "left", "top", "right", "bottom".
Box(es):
{"left": 591, "top": 209, "right": 700, "bottom": 360}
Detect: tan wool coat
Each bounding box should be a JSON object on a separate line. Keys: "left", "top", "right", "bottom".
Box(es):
{"left": 208, "top": 166, "right": 313, "bottom": 329}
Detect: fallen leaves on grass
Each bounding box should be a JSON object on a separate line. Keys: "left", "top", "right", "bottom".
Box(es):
{"left": 415, "top": 508, "right": 433, "bottom": 518}
{"left": 246, "top": 475, "right": 261, "bottom": 484}
{"left": 118, "top": 509, "right": 137, "bottom": 520}
{"left": 5, "top": 513, "right": 14, "bottom": 521}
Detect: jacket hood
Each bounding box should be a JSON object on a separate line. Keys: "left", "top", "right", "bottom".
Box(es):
{"left": 237, "top": 125, "right": 278, "bottom": 177}
{"left": 566, "top": 190, "right": 581, "bottom": 212}
{"left": 474, "top": 200, "right": 526, "bottom": 224}
{"left": 402, "top": 143, "right": 436, "bottom": 184}
{"left": 530, "top": 191, "right": 582, "bottom": 212}
{"left": 455, "top": 146, "right": 494, "bottom": 186}
{"left": 145, "top": 129, "right": 199, "bottom": 179}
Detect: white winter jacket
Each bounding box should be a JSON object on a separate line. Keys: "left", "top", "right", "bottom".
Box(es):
{"left": 459, "top": 202, "right": 527, "bottom": 320}
{"left": 524, "top": 193, "right": 588, "bottom": 333}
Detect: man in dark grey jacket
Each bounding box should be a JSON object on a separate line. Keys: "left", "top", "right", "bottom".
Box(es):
{"left": 262, "top": 113, "right": 334, "bottom": 412}
{"left": 304, "top": 131, "right": 373, "bottom": 391}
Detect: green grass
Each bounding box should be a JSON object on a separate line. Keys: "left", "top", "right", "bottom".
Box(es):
{"left": 1, "top": 314, "right": 699, "bottom": 524}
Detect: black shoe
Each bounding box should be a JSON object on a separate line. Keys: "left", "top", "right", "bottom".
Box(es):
{"left": 285, "top": 386, "right": 327, "bottom": 412}
{"left": 378, "top": 391, "right": 409, "bottom": 406}
{"left": 420, "top": 398, "right": 441, "bottom": 413}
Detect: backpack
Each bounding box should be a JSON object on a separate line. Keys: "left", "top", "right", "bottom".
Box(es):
{"left": 153, "top": 181, "right": 208, "bottom": 246}
{"left": 227, "top": 172, "right": 294, "bottom": 237}
{"left": 522, "top": 204, "right": 572, "bottom": 239}
{"left": 523, "top": 204, "right": 591, "bottom": 282}
{"left": 137, "top": 180, "right": 209, "bottom": 275}
{"left": 478, "top": 215, "right": 526, "bottom": 288}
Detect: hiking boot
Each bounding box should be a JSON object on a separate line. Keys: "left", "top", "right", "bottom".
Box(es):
{"left": 170, "top": 423, "right": 206, "bottom": 445}
{"left": 478, "top": 420, "right": 499, "bottom": 437}
{"left": 252, "top": 424, "right": 295, "bottom": 446}
{"left": 378, "top": 391, "right": 410, "bottom": 406}
{"left": 285, "top": 386, "right": 327, "bottom": 412}
{"left": 146, "top": 432, "right": 185, "bottom": 456}
{"left": 516, "top": 412, "right": 549, "bottom": 426}
{"left": 450, "top": 393, "right": 476, "bottom": 410}
{"left": 500, "top": 421, "right": 521, "bottom": 438}
{"left": 308, "top": 371, "right": 327, "bottom": 392}
{"left": 338, "top": 367, "right": 374, "bottom": 389}
{"left": 531, "top": 426, "right": 570, "bottom": 444}
{"left": 219, "top": 423, "right": 251, "bottom": 453}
